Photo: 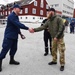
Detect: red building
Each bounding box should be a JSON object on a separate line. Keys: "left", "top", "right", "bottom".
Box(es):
{"left": 0, "top": 0, "right": 50, "bottom": 23}
{"left": 73, "top": 9, "right": 75, "bottom": 18}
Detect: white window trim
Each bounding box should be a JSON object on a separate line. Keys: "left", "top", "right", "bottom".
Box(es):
{"left": 40, "top": 10, "right": 43, "bottom": 15}
{"left": 34, "top": 1, "right": 37, "bottom": 6}
{"left": 25, "top": 8, "right": 28, "bottom": 14}
{"left": 46, "top": 4, "right": 49, "bottom": 9}
{"left": 32, "top": 8, "right": 36, "bottom": 14}
{"left": 5, "top": 11, "right": 7, "bottom": 15}
{"left": 40, "top": 0, "right": 44, "bottom": 8}
{"left": 20, "top": 10, "right": 22, "bottom": 14}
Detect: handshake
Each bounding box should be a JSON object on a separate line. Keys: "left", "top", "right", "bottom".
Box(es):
{"left": 20, "top": 28, "right": 35, "bottom": 40}
{"left": 29, "top": 28, "right": 35, "bottom": 33}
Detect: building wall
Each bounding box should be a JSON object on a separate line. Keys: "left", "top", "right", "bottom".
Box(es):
{"left": 20, "top": 0, "right": 47, "bottom": 17}
{"left": 73, "top": 9, "right": 75, "bottom": 18}
{"left": 0, "top": 0, "right": 49, "bottom": 22}
{"left": 19, "top": 15, "right": 46, "bottom": 23}
{"left": 46, "top": 0, "right": 62, "bottom": 12}
{"left": 19, "top": 0, "right": 48, "bottom": 22}
{"left": 46, "top": 0, "right": 74, "bottom": 18}
{"left": 18, "top": 0, "right": 49, "bottom": 22}
{"left": 62, "top": 0, "right": 74, "bottom": 17}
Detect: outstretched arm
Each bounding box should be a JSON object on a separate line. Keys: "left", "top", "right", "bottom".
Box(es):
{"left": 29, "top": 20, "right": 49, "bottom": 33}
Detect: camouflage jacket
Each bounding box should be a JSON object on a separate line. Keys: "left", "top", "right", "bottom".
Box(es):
{"left": 34, "top": 15, "right": 65, "bottom": 39}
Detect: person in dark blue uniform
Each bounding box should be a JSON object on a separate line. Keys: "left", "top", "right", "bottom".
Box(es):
{"left": 41, "top": 10, "right": 52, "bottom": 56}
{"left": 70, "top": 20, "right": 75, "bottom": 34}
{"left": 0, "top": 4, "right": 32, "bottom": 72}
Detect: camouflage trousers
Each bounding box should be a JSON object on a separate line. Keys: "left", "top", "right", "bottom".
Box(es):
{"left": 52, "top": 38, "right": 65, "bottom": 66}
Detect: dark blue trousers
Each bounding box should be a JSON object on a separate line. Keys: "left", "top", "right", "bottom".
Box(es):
{"left": 0, "top": 38, "right": 18, "bottom": 60}
{"left": 70, "top": 26, "right": 74, "bottom": 33}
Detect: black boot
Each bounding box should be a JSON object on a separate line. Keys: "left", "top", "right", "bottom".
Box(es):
{"left": 48, "top": 61, "right": 57, "bottom": 65}
{"left": 60, "top": 66, "right": 64, "bottom": 71}
{"left": 9, "top": 56, "right": 20, "bottom": 65}
{"left": 44, "top": 53, "right": 48, "bottom": 56}
{"left": 0, "top": 60, "right": 2, "bottom": 72}
{"left": 44, "top": 48, "right": 48, "bottom": 56}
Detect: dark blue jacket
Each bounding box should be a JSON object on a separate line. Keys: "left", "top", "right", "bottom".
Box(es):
{"left": 70, "top": 22, "right": 75, "bottom": 27}
{"left": 4, "top": 12, "right": 29, "bottom": 39}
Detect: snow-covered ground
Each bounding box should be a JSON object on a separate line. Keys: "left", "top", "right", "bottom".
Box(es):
{"left": 0, "top": 23, "right": 75, "bottom": 75}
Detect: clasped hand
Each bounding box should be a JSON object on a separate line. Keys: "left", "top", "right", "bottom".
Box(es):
{"left": 29, "top": 28, "right": 34, "bottom": 33}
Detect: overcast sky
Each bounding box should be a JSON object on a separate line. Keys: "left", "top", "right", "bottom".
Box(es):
{"left": 0, "top": 0, "right": 75, "bottom": 8}
{"left": 0, "top": 0, "right": 19, "bottom": 5}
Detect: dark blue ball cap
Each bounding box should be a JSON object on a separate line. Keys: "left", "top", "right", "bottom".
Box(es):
{"left": 13, "top": 4, "right": 23, "bottom": 9}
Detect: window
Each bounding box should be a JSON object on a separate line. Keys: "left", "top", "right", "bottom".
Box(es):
{"left": 1, "top": 12, "right": 2, "bottom": 16}
{"left": 63, "top": 4, "right": 73, "bottom": 11}
{"left": 40, "top": 0, "right": 44, "bottom": 8}
{"left": 32, "top": 8, "right": 36, "bottom": 14}
{"left": 46, "top": 4, "right": 49, "bottom": 9}
{"left": 55, "top": 4, "right": 59, "bottom": 7}
{"left": 40, "top": 17, "right": 43, "bottom": 19}
{"left": 25, "top": 8, "right": 28, "bottom": 14}
{"left": 40, "top": 4, "right": 43, "bottom": 8}
{"left": 33, "top": 17, "right": 35, "bottom": 19}
{"left": 63, "top": 10, "right": 73, "bottom": 15}
{"left": 8, "top": 11, "right": 10, "bottom": 15}
{"left": 50, "top": 4, "right": 59, "bottom": 8}
{"left": 63, "top": 10, "right": 66, "bottom": 13}
{"left": 3, "top": 12, "right": 4, "bottom": 15}
{"left": 25, "top": 17, "right": 27, "bottom": 19}
{"left": 5, "top": 11, "right": 7, "bottom": 15}
{"left": 20, "top": 17, "right": 22, "bottom": 19}
{"left": 46, "top": 12, "right": 49, "bottom": 16}
{"left": 40, "top": 10, "right": 43, "bottom": 15}
{"left": 50, "top": 5, "right": 53, "bottom": 8}
{"left": 68, "top": 0, "right": 74, "bottom": 4}
{"left": 20, "top": 10, "right": 22, "bottom": 14}
{"left": 34, "top": 1, "right": 37, "bottom": 6}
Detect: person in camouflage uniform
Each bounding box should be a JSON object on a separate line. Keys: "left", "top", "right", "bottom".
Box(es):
{"left": 30, "top": 8, "right": 65, "bottom": 71}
